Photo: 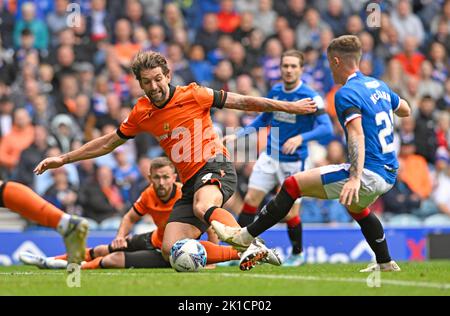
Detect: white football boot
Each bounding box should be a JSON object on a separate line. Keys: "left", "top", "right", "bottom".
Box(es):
{"left": 211, "top": 220, "right": 253, "bottom": 251}
{"left": 19, "top": 252, "right": 68, "bottom": 269}
{"left": 63, "top": 216, "right": 89, "bottom": 264}
{"left": 239, "top": 238, "right": 282, "bottom": 271}
{"left": 359, "top": 260, "right": 401, "bottom": 272}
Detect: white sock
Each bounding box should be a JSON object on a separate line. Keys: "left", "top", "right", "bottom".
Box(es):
{"left": 57, "top": 214, "right": 71, "bottom": 235}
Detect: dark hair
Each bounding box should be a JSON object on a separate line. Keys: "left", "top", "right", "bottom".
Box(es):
{"left": 281, "top": 49, "right": 305, "bottom": 67}
{"left": 21, "top": 28, "right": 33, "bottom": 37}
{"left": 327, "top": 35, "right": 362, "bottom": 63}
{"left": 150, "top": 157, "right": 175, "bottom": 173}
{"left": 131, "top": 51, "right": 170, "bottom": 81}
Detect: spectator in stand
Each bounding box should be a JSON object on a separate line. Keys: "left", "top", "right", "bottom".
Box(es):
{"left": 188, "top": 44, "right": 213, "bottom": 86}
{"left": 390, "top": 0, "right": 425, "bottom": 45}
{"left": 228, "top": 41, "right": 250, "bottom": 77}
{"left": 129, "top": 156, "right": 151, "bottom": 203}
{"left": 13, "top": 125, "right": 49, "bottom": 189}
{"left": 437, "top": 78, "right": 450, "bottom": 112}
{"left": 253, "top": 0, "right": 278, "bottom": 37}
{"left": 345, "top": 15, "right": 364, "bottom": 36}
{"left": 233, "top": 11, "right": 254, "bottom": 46}
{"left": 428, "top": 41, "right": 449, "bottom": 85}
{"left": 195, "top": 13, "right": 221, "bottom": 55}
{"left": 216, "top": 0, "right": 241, "bottom": 34}
{"left": 166, "top": 42, "right": 195, "bottom": 85}
{"left": 124, "top": 0, "right": 152, "bottom": 30}
{"left": 112, "top": 19, "right": 141, "bottom": 69}
{"left": 415, "top": 96, "right": 438, "bottom": 164}
{"left": 113, "top": 147, "right": 140, "bottom": 207}
{"left": 146, "top": 24, "right": 167, "bottom": 55}
{"left": 44, "top": 167, "right": 81, "bottom": 215}
{"left": 418, "top": 60, "right": 444, "bottom": 100}
{"left": 432, "top": 148, "right": 450, "bottom": 216}
{"left": 284, "top": 0, "right": 306, "bottom": 29}
{"left": 398, "top": 139, "right": 432, "bottom": 201}
{"left": 13, "top": 2, "right": 49, "bottom": 50}
{"left": 296, "top": 7, "right": 330, "bottom": 51}
{"left": 436, "top": 112, "right": 449, "bottom": 149}
{"left": 161, "top": 2, "right": 186, "bottom": 42}
{"left": 46, "top": 0, "right": 70, "bottom": 47}
{"left": 394, "top": 36, "right": 426, "bottom": 77}
{"left": 322, "top": 0, "right": 347, "bottom": 37}
{"left": 359, "top": 32, "right": 384, "bottom": 79}
{"left": 210, "top": 59, "right": 236, "bottom": 92}
{"left": 0, "top": 108, "right": 35, "bottom": 176}
{"left": 262, "top": 38, "right": 282, "bottom": 86}
{"left": 79, "top": 165, "right": 126, "bottom": 224}
{"left": 0, "top": 96, "right": 14, "bottom": 137}
{"left": 86, "top": 0, "right": 111, "bottom": 42}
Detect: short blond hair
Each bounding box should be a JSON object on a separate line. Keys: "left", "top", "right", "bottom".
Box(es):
{"left": 131, "top": 51, "right": 170, "bottom": 81}
{"left": 327, "top": 35, "right": 362, "bottom": 64}
{"left": 150, "top": 157, "right": 175, "bottom": 174}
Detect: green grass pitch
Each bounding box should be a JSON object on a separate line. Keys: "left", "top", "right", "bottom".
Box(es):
{"left": 1, "top": 262, "right": 449, "bottom": 296}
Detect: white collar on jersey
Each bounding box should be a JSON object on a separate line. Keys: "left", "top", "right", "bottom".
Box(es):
{"left": 346, "top": 71, "right": 361, "bottom": 83}
{"left": 282, "top": 80, "right": 303, "bottom": 94}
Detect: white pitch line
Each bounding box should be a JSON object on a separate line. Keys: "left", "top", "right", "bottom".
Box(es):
{"left": 1, "top": 271, "right": 449, "bottom": 290}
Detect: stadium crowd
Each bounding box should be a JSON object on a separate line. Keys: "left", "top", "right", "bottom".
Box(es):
{"left": 0, "top": 0, "right": 449, "bottom": 228}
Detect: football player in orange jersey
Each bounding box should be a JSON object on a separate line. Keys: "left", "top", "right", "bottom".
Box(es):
{"left": 34, "top": 51, "right": 316, "bottom": 268}
{"left": 22, "top": 157, "right": 239, "bottom": 269}
{"left": 0, "top": 180, "right": 88, "bottom": 264}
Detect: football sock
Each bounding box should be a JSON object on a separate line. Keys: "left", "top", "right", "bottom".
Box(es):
{"left": 54, "top": 248, "right": 93, "bottom": 262}
{"left": 287, "top": 215, "right": 303, "bottom": 255}
{"left": 237, "top": 203, "right": 258, "bottom": 227}
{"left": 199, "top": 241, "right": 239, "bottom": 264}
{"left": 204, "top": 207, "right": 240, "bottom": 228}
{"left": 349, "top": 208, "right": 391, "bottom": 264}
{"left": 81, "top": 257, "right": 103, "bottom": 270}
{"left": 1, "top": 181, "right": 64, "bottom": 229}
{"left": 124, "top": 250, "right": 171, "bottom": 268}
{"left": 247, "top": 176, "right": 301, "bottom": 237}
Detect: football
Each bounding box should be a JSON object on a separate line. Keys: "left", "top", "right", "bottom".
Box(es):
{"left": 169, "top": 239, "right": 207, "bottom": 272}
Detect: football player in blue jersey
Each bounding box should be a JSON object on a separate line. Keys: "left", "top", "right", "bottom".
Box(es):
{"left": 214, "top": 35, "right": 411, "bottom": 272}
{"left": 223, "top": 50, "right": 333, "bottom": 266}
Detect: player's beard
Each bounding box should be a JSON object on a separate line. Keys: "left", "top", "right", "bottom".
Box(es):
{"left": 146, "top": 88, "right": 167, "bottom": 105}
{"left": 156, "top": 186, "right": 169, "bottom": 199}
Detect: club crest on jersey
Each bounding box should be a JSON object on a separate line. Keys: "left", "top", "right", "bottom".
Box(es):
{"left": 164, "top": 123, "right": 170, "bottom": 131}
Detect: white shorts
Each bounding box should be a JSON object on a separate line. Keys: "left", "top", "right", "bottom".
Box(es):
{"left": 248, "top": 152, "right": 308, "bottom": 203}
{"left": 319, "top": 163, "right": 394, "bottom": 209}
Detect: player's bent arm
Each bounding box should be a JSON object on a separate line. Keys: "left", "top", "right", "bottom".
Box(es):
{"left": 115, "top": 208, "right": 142, "bottom": 239}
{"left": 224, "top": 92, "right": 317, "bottom": 115}
{"left": 345, "top": 117, "right": 365, "bottom": 180}
{"left": 61, "top": 131, "right": 126, "bottom": 164}
{"left": 394, "top": 99, "right": 411, "bottom": 117}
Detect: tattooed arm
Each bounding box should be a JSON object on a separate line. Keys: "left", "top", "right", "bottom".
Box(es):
{"left": 224, "top": 92, "right": 317, "bottom": 115}
{"left": 340, "top": 117, "right": 365, "bottom": 206}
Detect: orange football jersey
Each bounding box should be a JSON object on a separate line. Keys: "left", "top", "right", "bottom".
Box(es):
{"left": 133, "top": 183, "right": 182, "bottom": 249}
{"left": 118, "top": 83, "right": 229, "bottom": 183}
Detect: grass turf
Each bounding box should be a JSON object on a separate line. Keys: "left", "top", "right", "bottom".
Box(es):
{"left": 1, "top": 261, "right": 449, "bottom": 296}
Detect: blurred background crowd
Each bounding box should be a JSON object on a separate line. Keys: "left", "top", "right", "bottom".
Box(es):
{"left": 0, "top": 0, "right": 449, "bottom": 229}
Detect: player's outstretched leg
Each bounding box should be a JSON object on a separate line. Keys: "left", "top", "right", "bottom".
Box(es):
{"left": 349, "top": 208, "right": 401, "bottom": 272}
{"left": 283, "top": 214, "right": 305, "bottom": 267}
{"left": 212, "top": 175, "right": 302, "bottom": 248}
{"left": 0, "top": 181, "right": 89, "bottom": 264}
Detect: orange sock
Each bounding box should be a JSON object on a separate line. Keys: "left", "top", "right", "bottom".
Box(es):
{"left": 200, "top": 241, "right": 239, "bottom": 264}
{"left": 206, "top": 207, "right": 240, "bottom": 228}
{"left": 54, "top": 248, "right": 92, "bottom": 262}
{"left": 81, "top": 257, "right": 103, "bottom": 270}
{"left": 2, "top": 182, "right": 63, "bottom": 228}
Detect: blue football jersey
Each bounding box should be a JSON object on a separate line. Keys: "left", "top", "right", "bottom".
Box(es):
{"left": 237, "top": 81, "right": 332, "bottom": 162}
{"left": 335, "top": 71, "right": 401, "bottom": 184}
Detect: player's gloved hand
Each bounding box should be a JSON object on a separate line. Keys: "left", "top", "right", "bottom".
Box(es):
{"left": 282, "top": 135, "right": 303, "bottom": 155}
{"left": 34, "top": 157, "right": 65, "bottom": 175}
{"left": 111, "top": 237, "right": 128, "bottom": 250}
{"left": 290, "top": 98, "right": 317, "bottom": 114}
{"left": 339, "top": 177, "right": 361, "bottom": 206}
{"left": 222, "top": 134, "right": 237, "bottom": 144}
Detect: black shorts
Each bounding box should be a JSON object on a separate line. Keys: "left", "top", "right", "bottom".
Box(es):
{"left": 167, "top": 156, "right": 237, "bottom": 234}
{"left": 114, "top": 232, "right": 171, "bottom": 268}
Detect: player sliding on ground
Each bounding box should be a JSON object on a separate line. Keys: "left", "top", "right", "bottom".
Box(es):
{"left": 21, "top": 158, "right": 251, "bottom": 270}
{"left": 213, "top": 35, "right": 411, "bottom": 272}
{"left": 0, "top": 180, "right": 88, "bottom": 264}
{"left": 34, "top": 51, "right": 316, "bottom": 269}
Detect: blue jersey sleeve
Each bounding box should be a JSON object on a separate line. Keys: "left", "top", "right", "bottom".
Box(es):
{"left": 335, "top": 88, "right": 362, "bottom": 126}
{"left": 301, "top": 113, "right": 334, "bottom": 142}
{"left": 236, "top": 113, "right": 272, "bottom": 138}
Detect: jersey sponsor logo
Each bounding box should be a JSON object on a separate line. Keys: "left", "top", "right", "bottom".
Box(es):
{"left": 273, "top": 111, "right": 296, "bottom": 124}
